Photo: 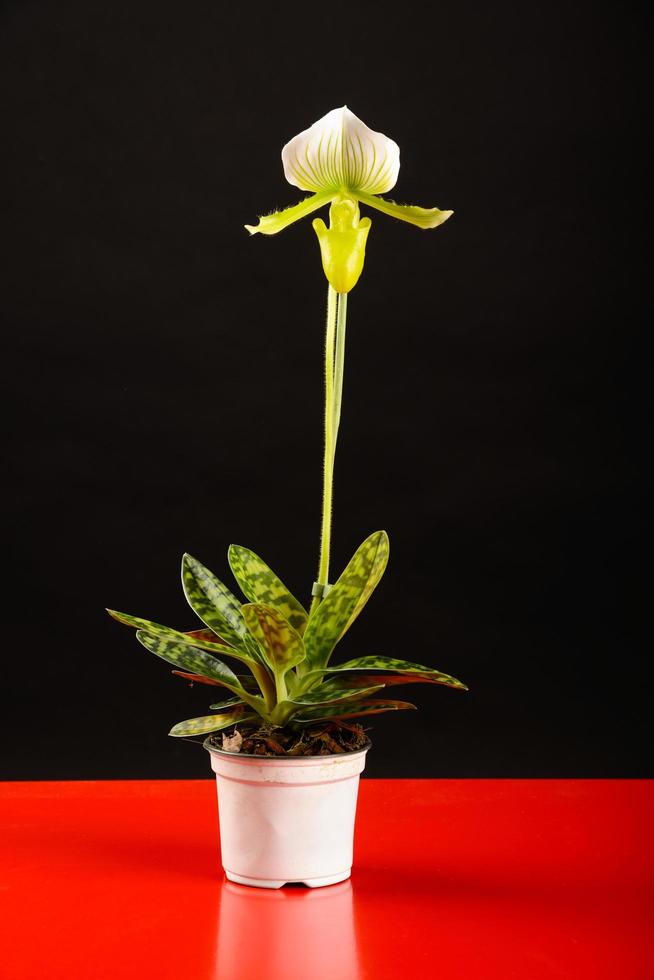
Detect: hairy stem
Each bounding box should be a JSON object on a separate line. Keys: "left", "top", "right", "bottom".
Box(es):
{"left": 311, "top": 286, "right": 348, "bottom": 614}
{"left": 333, "top": 291, "right": 348, "bottom": 443}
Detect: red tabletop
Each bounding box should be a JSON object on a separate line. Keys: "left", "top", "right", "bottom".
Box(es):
{"left": 1, "top": 779, "right": 652, "bottom": 979}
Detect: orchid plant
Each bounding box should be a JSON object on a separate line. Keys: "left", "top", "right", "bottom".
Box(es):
{"left": 109, "top": 107, "right": 466, "bottom": 745}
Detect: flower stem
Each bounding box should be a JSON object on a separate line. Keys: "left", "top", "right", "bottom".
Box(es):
{"left": 311, "top": 286, "right": 348, "bottom": 614}
{"left": 333, "top": 291, "right": 348, "bottom": 443}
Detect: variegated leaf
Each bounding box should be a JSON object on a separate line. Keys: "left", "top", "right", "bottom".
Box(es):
{"left": 172, "top": 670, "right": 259, "bottom": 690}
{"left": 108, "top": 610, "right": 226, "bottom": 648}
{"left": 325, "top": 673, "right": 436, "bottom": 689}
{"left": 208, "top": 696, "right": 245, "bottom": 710}
{"left": 136, "top": 630, "right": 242, "bottom": 688}
{"left": 293, "top": 699, "right": 417, "bottom": 724}
{"left": 286, "top": 684, "right": 384, "bottom": 706}
{"left": 228, "top": 545, "right": 309, "bottom": 633}
{"left": 169, "top": 710, "right": 256, "bottom": 737}
{"left": 107, "top": 609, "right": 259, "bottom": 667}
{"left": 241, "top": 603, "right": 305, "bottom": 674}
{"left": 184, "top": 628, "right": 229, "bottom": 646}
{"left": 316, "top": 656, "right": 468, "bottom": 690}
{"left": 303, "top": 531, "right": 389, "bottom": 668}
{"left": 172, "top": 670, "right": 223, "bottom": 687}
{"left": 284, "top": 669, "right": 302, "bottom": 696}
{"left": 182, "top": 554, "right": 255, "bottom": 652}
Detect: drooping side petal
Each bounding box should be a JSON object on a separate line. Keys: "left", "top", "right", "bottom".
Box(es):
{"left": 245, "top": 191, "right": 332, "bottom": 236}
{"left": 356, "top": 190, "right": 453, "bottom": 230}
{"left": 282, "top": 106, "right": 400, "bottom": 195}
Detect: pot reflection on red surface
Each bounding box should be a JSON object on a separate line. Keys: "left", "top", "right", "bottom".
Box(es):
{"left": 0, "top": 779, "right": 652, "bottom": 980}
{"left": 214, "top": 880, "right": 360, "bottom": 979}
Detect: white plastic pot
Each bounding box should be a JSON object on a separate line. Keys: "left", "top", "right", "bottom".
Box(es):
{"left": 205, "top": 739, "right": 371, "bottom": 888}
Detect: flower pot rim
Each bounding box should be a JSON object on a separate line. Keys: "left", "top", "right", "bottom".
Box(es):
{"left": 203, "top": 735, "right": 372, "bottom": 762}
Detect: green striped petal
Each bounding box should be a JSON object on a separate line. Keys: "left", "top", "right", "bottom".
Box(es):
{"left": 169, "top": 711, "right": 256, "bottom": 737}
{"left": 245, "top": 191, "right": 332, "bottom": 236}
{"left": 228, "top": 545, "right": 308, "bottom": 633}
{"left": 356, "top": 191, "right": 453, "bottom": 230}
{"left": 316, "top": 656, "right": 468, "bottom": 691}
{"left": 282, "top": 107, "right": 400, "bottom": 195}
{"left": 303, "top": 531, "right": 389, "bottom": 669}
{"left": 293, "top": 699, "right": 417, "bottom": 724}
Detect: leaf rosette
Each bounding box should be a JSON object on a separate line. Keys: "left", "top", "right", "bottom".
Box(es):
{"left": 108, "top": 531, "right": 467, "bottom": 738}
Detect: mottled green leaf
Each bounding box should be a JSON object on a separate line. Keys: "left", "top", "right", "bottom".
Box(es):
{"left": 108, "top": 609, "right": 205, "bottom": 642}
{"left": 228, "top": 545, "right": 309, "bottom": 634}
{"left": 286, "top": 684, "right": 384, "bottom": 707}
{"left": 172, "top": 670, "right": 259, "bottom": 690}
{"left": 107, "top": 609, "right": 259, "bottom": 667}
{"left": 184, "top": 628, "right": 229, "bottom": 646}
{"left": 108, "top": 610, "right": 226, "bottom": 647}
{"left": 208, "top": 696, "right": 245, "bottom": 710}
{"left": 136, "top": 630, "right": 241, "bottom": 686}
{"left": 169, "top": 711, "right": 255, "bottom": 737}
{"left": 293, "top": 699, "right": 417, "bottom": 724}
{"left": 316, "top": 656, "right": 468, "bottom": 691}
{"left": 284, "top": 669, "right": 302, "bottom": 696}
{"left": 241, "top": 603, "right": 305, "bottom": 674}
{"left": 138, "top": 631, "right": 269, "bottom": 715}
{"left": 172, "top": 670, "right": 224, "bottom": 687}
{"left": 303, "top": 531, "right": 389, "bottom": 668}
{"left": 182, "top": 554, "right": 254, "bottom": 651}
{"left": 325, "top": 673, "right": 437, "bottom": 689}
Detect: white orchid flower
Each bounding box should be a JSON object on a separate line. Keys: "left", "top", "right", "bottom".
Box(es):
{"left": 245, "top": 106, "right": 453, "bottom": 292}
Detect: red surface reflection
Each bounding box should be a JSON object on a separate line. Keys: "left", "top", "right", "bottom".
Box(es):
{"left": 214, "top": 880, "right": 360, "bottom": 979}
{"left": 1, "top": 779, "right": 652, "bottom": 979}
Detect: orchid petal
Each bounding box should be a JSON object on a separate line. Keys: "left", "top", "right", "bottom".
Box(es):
{"left": 312, "top": 197, "right": 371, "bottom": 293}
{"left": 245, "top": 191, "right": 332, "bottom": 236}
{"left": 356, "top": 190, "right": 453, "bottom": 230}
{"left": 282, "top": 106, "right": 400, "bottom": 196}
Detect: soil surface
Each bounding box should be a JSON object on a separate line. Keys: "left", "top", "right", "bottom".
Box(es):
{"left": 206, "top": 721, "right": 369, "bottom": 757}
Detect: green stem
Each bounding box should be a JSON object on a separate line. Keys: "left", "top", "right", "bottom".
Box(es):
{"left": 274, "top": 671, "right": 288, "bottom": 705}
{"left": 333, "top": 292, "right": 348, "bottom": 443}
{"left": 250, "top": 662, "right": 276, "bottom": 712}
{"left": 311, "top": 286, "right": 348, "bottom": 614}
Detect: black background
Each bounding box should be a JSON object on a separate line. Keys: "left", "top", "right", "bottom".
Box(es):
{"left": 1, "top": 1, "right": 648, "bottom": 779}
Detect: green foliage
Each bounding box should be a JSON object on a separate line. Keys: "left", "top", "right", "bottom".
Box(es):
{"left": 303, "top": 530, "right": 389, "bottom": 668}
{"left": 181, "top": 554, "right": 260, "bottom": 661}
{"left": 241, "top": 603, "right": 305, "bottom": 675}
{"left": 294, "top": 700, "right": 417, "bottom": 724}
{"left": 107, "top": 611, "right": 243, "bottom": 659}
{"left": 169, "top": 710, "right": 257, "bottom": 737}
{"left": 208, "top": 696, "right": 248, "bottom": 710}
{"left": 286, "top": 685, "right": 385, "bottom": 706}
{"left": 316, "top": 656, "right": 469, "bottom": 691}
{"left": 109, "top": 533, "right": 467, "bottom": 739}
{"left": 136, "top": 630, "right": 241, "bottom": 685}
{"left": 228, "top": 545, "right": 308, "bottom": 633}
